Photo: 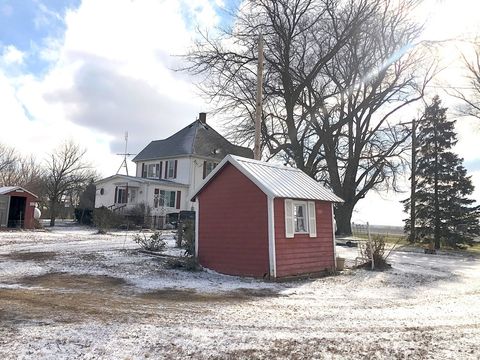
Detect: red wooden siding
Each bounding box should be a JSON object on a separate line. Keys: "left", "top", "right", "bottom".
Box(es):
{"left": 6, "top": 190, "right": 37, "bottom": 229}
{"left": 274, "top": 198, "right": 334, "bottom": 277}
{"left": 197, "top": 163, "right": 270, "bottom": 277}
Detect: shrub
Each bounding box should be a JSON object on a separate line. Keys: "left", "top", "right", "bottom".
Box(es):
{"left": 125, "top": 203, "right": 150, "bottom": 227}
{"left": 133, "top": 231, "right": 166, "bottom": 252}
{"left": 358, "top": 235, "right": 393, "bottom": 270}
{"left": 74, "top": 208, "right": 94, "bottom": 225}
{"left": 93, "top": 207, "right": 122, "bottom": 233}
{"left": 181, "top": 219, "right": 195, "bottom": 256}
{"left": 165, "top": 257, "right": 200, "bottom": 271}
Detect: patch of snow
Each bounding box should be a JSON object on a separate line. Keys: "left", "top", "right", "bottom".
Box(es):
{"left": 0, "top": 225, "right": 479, "bottom": 359}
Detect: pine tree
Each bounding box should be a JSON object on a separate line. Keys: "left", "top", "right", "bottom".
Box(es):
{"left": 403, "top": 96, "right": 480, "bottom": 249}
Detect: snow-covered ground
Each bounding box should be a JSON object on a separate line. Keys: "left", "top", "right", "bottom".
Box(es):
{"left": 0, "top": 225, "right": 479, "bottom": 359}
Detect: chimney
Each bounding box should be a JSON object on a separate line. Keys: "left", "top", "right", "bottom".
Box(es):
{"left": 199, "top": 112, "right": 207, "bottom": 124}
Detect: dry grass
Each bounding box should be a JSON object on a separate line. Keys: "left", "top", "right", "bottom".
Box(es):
{"left": 1, "top": 251, "right": 58, "bottom": 262}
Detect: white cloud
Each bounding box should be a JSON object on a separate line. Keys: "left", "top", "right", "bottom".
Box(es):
{"left": 1, "top": 45, "right": 25, "bottom": 65}
{"left": 0, "top": 0, "right": 220, "bottom": 176}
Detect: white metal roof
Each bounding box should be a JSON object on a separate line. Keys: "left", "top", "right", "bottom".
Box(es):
{"left": 0, "top": 186, "right": 38, "bottom": 198}
{"left": 192, "top": 155, "right": 344, "bottom": 202}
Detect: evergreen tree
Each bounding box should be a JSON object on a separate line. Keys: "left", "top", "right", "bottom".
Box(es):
{"left": 403, "top": 96, "right": 480, "bottom": 249}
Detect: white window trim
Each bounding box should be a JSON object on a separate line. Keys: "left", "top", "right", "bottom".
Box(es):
{"left": 285, "top": 199, "right": 317, "bottom": 238}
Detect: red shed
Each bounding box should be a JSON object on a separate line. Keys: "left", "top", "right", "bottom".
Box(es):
{"left": 192, "top": 155, "right": 343, "bottom": 279}
{"left": 0, "top": 186, "right": 38, "bottom": 229}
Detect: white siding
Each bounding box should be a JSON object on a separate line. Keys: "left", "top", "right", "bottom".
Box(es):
{"left": 132, "top": 155, "right": 223, "bottom": 212}
{"left": 95, "top": 176, "right": 190, "bottom": 214}
{"left": 135, "top": 157, "right": 191, "bottom": 184}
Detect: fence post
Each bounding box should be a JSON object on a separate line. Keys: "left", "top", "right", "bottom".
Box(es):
{"left": 367, "top": 222, "right": 374, "bottom": 270}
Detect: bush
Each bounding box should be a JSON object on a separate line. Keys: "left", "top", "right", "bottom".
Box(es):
{"left": 133, "top": 231, "right": 166, "bottom": 252}
{"left": 93, "top": 207, "right": 122, "bottom": 233}
{"left": 181, "top": 219, "right": 195, "bottom": 256}
{"left": 358, "top": 235, "right": 392, "bottom": 270}
{"left": 74, "top": 208, "right": 94, "bottom": 225}
{"left": 125, "top": 203, "right": 150, "bottom": 227}
{"left": 165, "top": 257, "right": 200, "bottom": 271}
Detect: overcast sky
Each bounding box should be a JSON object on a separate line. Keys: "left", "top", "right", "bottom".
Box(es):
{"left": 0, "top": 0, "right": 479, "bottom": 226}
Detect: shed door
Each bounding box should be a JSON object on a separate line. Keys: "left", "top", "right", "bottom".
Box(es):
{"left": 0, "top": 195, "right": 10, "bottom": 227}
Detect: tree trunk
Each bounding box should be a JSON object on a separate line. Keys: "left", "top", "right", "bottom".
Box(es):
{"left": 335, "top": 202, "right": 354, "bottom": 236}
{"left": 49, "top": 201, "right": 56, "bottom": 227}
{"left": 410, "top": 118, "right": 417, "bottom": 243}
{"left": 433, "top": 119, "right": 440, "bottom": 250}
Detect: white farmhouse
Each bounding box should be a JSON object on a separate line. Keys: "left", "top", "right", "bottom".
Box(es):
{"left": 95, "top": 113, "right": 253, "bottom": 227}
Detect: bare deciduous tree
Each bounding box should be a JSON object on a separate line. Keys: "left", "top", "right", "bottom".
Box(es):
{"left": 44, "top": 141, "right": 95, "bottom": 226}
{"left": 0, "top": 144, "right": 44, "bottom": 196}
{"left": 454, "top": 41, "right": 480, "bottom": 120}
{"left": 183, "top": 0, "right": 435, "bottom": 234}
{"left": 0, "top": 143, "right": 18, "bottom": 176}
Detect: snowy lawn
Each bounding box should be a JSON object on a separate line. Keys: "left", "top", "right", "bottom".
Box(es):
{"left": 0, "top": 225, "right": 479, "bottom": 359}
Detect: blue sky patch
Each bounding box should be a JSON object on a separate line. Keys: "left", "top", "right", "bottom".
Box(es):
{"left": 0, "top": 0, "right": 81, "bottom": 75}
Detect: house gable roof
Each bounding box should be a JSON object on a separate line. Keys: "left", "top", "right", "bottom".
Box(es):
{"left": 0, "top": 186, "right": 38, "bottom": 198}
{"left": 132, "top": 120, "right": 253, "bottom": 162}
{"left": 191, "top": 155, "right": 344, "bottom": 202}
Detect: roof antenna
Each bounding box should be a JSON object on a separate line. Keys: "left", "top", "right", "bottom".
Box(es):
{"left": 116, "top": 131, "right": 136, "bottom": 176}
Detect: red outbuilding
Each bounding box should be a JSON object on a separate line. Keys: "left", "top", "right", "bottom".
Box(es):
{"left": 192, "top": 155, "right": 344, "bottom": 279}
{"left": 0, "top": 186, "right": 38, "bottom": 229}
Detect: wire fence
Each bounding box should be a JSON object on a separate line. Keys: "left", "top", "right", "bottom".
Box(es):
{"left": 351, "top": 222, "right": 375, "bottom": 270}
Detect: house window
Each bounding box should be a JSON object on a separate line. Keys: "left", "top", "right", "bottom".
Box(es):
{"left": 203, "top": 161, "right": 218, "bottom": 179}
{"left": 166, "top": 161, "right": 176, "bottom": 179}
{"left": 100, "top": 188, "right": 104, "bottom": 195}
{"left": 159, "top": 190, "right": 176, "bottom": 208}
{"left": 116, "top": 188, "right": 127, "bottom": 204}
{"left": 148, "top": 164, "right": 160, "bottom": 178}
{"left": 294, "top": 202, "right": 308, "bottom": 233}
{"left": 154, "top": 188, "right": 159, "bottom": 208}
{"left": 129, "top": 189, "right": 137, "bottom": 203}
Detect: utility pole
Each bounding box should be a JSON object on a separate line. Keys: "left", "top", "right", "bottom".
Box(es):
{"left": 410, "top": 118, "right": 416, "bottom": 243}
{"left": 254, "top": 33, "right": 264, "bottom": 160}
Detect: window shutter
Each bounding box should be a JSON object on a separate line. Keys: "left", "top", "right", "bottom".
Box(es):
{"left": 164, "top": 161, "right": 168, "bottom": 178}
{"left": 159, "top": 162, "right": 163, "bottom": 179}
{"left": 308, "top": 201, "right": 317, "bottom": 238}
{"left": 114, "top": 186, "right": 118, "bottom": 203}
{"left": 202, "top": 161, "right": 207, "bottom": 179}
{"left": 285, "top": 199, "right": 294, "bottom": 238}
{"left": 174, "top": 160, "right": 178, "bottom": 178}
{"left": 176, "top": 191, "right": 181, "bottom": 209}
{"left": 141, "top": 163, "right": 146, "bottom": 178}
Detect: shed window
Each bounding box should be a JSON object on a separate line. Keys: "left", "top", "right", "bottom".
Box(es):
{"left": 285, "top": 199, "right": 317, "bottom": 238}
{"left": 294, "top": 203, "right": 308, "bottom": 233}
